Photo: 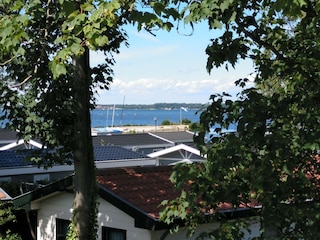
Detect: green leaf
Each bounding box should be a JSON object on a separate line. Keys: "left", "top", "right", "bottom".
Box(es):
{"left": 70, "top": 43, "right": 83, "bottom": 56}
{"left": 95, "top": 35, "right": 109, "bottom": 47}
{"left": 110, "top": 0, "right": 121, "bottom": 10}
{"left": 49, "top": 60, "right": 67, "bottom": 79}
{"left": 151, "top": 2, "right": 165, "bottom": 16}
{"left": 81, "top": 2, "right": 94, "bottom": 12}
{"left": 210, "top": 19, "right": 223, "bottom": 29}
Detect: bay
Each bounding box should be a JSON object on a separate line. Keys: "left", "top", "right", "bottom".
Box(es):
{"left": 90, "top": 108, "right": 201, "bottom": 127}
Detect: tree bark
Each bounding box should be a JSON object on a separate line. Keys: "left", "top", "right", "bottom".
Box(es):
{"left": 72, "top": 47, "right": 96, "bottom": 240}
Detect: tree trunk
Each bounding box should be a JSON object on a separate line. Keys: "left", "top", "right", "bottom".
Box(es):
{"left": 71, "top": 47, "right": 97, "bottom": 240}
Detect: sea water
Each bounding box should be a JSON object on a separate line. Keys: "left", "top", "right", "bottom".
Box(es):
{"left": 90, "top": 108, "right": 201, "bottom": 127}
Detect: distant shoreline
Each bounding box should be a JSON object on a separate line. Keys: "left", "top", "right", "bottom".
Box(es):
{"left": 95, "top": 103, "right": 206, "bottom": 111}
{"left": 92, "top": 124, "right": 190, "bottom": 134}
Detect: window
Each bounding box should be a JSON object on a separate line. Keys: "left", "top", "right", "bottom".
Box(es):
{"left": 0, "top": 177, "right": 11, "bottom": 182}
{"left": 262, "top": 224, "right": 280, "bottom": 240}
{"left": 102, "top": 227, "right": 126, "bottom": 240}
{"left": 56, "top": 218, "right": 70, "bottom": 240}
{"left": 34, "top": 173, "right": 50, "bottom": 183}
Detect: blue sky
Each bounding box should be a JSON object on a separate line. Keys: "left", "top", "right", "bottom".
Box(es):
{"left": 90, "top": 22, "right": 255, "bottom": 105}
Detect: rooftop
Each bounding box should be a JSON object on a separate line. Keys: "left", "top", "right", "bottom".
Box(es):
{"left": 94, "top": 146, "right": 149, "bottom": 161}
{"left": 150, "top": 131, "right": 194, "bottom": 144}
{"left": 0, "top": 128, "right": 18, "bottom": 143}
{"left": 92, "top": 133, "right": 173, "bottom": 147}
{"left": 0, "top": 146, "right": 151, "bottom": 169}
{"left": 97, "top": 166, "right": 178, "bottom": 218}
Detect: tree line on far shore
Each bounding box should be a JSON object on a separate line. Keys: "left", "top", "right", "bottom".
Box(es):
{"left": 95, "top": 103, "right": 205, "bottom": 110}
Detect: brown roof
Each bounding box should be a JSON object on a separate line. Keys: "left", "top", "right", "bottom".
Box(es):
{"left": 14, "top": 166, "right": 259, "bottom": 230}
{"left": 96, "top": 166, "right": 179, "bottom": 218}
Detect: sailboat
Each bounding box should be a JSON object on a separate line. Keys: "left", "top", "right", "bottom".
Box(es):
{"left": 92, "top": 103, "right": 124, "bottom": 135}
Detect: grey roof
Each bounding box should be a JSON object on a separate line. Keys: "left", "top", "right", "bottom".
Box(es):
{"left": 0, "top": 150, "right": 35, "bottom": 168}
{"left": 94, "top": 146, "right": 149, "bottom": 161}
{"left": 150, "top": 131, "right": 195, "bottom": 144}
{"left": 0, "top": 146, "right": 150, "bottom": 168}
{"left": 92, "top": 133, "right": 173, "bottom": 147}
{"left": 0, "top": 128, "right": 42, "bottom": 150}
{"left": 0, "top": 128, "right": 18, "bottom": 143}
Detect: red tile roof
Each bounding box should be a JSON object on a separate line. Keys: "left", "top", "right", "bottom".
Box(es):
{"left": 14, "top": 165, "right": 259, "bottom": 230}
{"left": 96, "top": 166, "right": 179, "bottom": 218}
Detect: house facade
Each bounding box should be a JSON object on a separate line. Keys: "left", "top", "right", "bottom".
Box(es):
{"left": 27, "top": 192, "right": 261, "bottom": 240}
{"left": 13, "top": 166, "right": 262, "bottom": 240}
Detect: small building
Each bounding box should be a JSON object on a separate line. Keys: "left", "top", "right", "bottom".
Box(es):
{"left": 13, "top": 166, "right": 261, "bottom": 240}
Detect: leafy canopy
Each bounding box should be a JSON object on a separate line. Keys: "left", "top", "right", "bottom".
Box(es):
{"left": 0, "top": 1, "right": 181, "bottom": 239}
{"left": 160, "top": 0, "right": 320, "bottom": 239}
{"left": 0, "top": 0, "right": 180, "bottom": 165}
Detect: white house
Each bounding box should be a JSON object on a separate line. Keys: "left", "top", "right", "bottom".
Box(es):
{"left": 13, "top": 166, "right": 262, "bottom": 240}
{"left": 147, "top": 144, "right": 205, "bottom": 165}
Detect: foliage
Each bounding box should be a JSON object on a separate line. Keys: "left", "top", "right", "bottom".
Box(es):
{"left": 0, "top": 0, "right": 180, "bottom": 239}
{"left": 0, "top": 202, "right": 22, "bottom": 240}
{"left": 66, "top": 221, "right": 78, "bottom": 240}
{"left": 0, "top": 230, "right": 22, "bottom": 240}
{"left": 0, "top": 0, "right": 130, "bottom": 161}
{"left": 188, "top": 122, "right": 202, "bottom": 132}
{"left": 181, "top": 118, "right": 191, "bottom": 125}
{"left": 161, "top": 119, "right": 172, "bottom": 125}
{"left": 161, "top": 0, "right": 320, "bottom": 239}
{"left": 0, "top": 203, "right": 15, "bottom": 226}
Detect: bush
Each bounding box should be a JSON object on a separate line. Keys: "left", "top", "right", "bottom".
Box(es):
{"left": 0, "top": 230, "right": 22, "bottom": 240}
{"left": 181, "top": 118, "right": 192, "bottom": 125}
{"left": 0, "top": 203, "right": 22, "bottom": 240}
{"left": 161, "top": 120, "right": 172, "bottom": 125}
{"left": 189, "top": 122, "right": 202, "bottom": 132}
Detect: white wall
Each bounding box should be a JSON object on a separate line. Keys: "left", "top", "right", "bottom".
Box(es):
{"left": 98, "top": 199, "right": 152, "bottom": 240}
{"left": 32, "top": 192, "right": 152, "bottom": 240}
{"left": 32, "top": 192, "right": 261, "bottom": 240}
{"left": 32, "top": 192, "right": 73, "bottom": 240}
{"left": 153, "top": 218, "right": 261, "bottom": 240}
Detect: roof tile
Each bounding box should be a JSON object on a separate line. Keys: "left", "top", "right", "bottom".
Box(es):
{"left": 151, "top": 131, "right": 194, "bottom": 143}
{"left": 0, "top": 150, "right": 36, "bottom": 168}
{"left": 94, "top": 146, "right": 149, "bottom": 161}
{"left": 0, "top": 128, "right": 18, "bottom": 142}
{"left": 97, "top": 166, "right": 178, "bottom": 218}
{"left": 92, "top": 133, "right": 172, "bottom": 147}
{"left": 0, "top": 146, "right": 150, "bottom": 168}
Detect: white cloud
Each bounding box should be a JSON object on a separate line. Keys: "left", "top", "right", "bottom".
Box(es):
{"left": 95, "top": 76, "right": 248, "bottom": 105}
{"left": 90, "top": 24, "right": 256, "bottom": 105}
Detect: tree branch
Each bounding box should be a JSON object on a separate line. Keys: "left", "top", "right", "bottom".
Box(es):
{"left": 235, "top": 17, "right": 288, "bottom": 62}
{"left": 0, "top": 56, "right": 15, "bottom": 66}
{"left": 10, "top": 64, "right": 38, "bottom": 88}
